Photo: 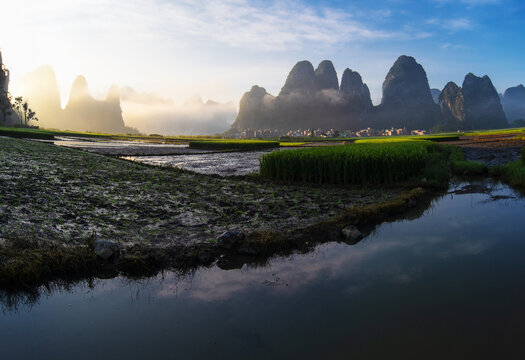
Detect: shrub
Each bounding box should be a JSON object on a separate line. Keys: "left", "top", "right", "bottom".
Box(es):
{"left": 491, "top": 161, "right": 525, "bottom": 186}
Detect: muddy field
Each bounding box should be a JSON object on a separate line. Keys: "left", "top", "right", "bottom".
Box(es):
{"left": 0, "top": 138, "right": 398, "bottom": 249}
{"left": 123, "top": 149, "right": 301, "bottom": 176}
{"left": 450, "top": 134, "right": 525, "bottom": 166}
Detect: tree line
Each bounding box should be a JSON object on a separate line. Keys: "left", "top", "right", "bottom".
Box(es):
{"left": 0, "top": 92, "right": 38, "bottom": 127}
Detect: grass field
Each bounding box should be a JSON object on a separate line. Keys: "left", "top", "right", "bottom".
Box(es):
{"left": 189, "top": 140, "right": 280, "bottom": 150}
{"left": 355, "top": 134, "right": 461, "bottom": 143}
{"left": 463, "top": 127, "right": 525, "bottom": 136}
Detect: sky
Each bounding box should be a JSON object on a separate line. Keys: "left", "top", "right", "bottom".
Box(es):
{"left": 1, "top": 0, "right": 524, "bottom": 107}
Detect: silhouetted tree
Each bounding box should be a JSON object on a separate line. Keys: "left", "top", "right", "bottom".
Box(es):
{"left": 22, "top": 101, "right": 28, "bottom": 125}
{"left": 8, "top": 96, "right": 38, "bottom": 126}
{"left": 13, "top": 96, "right": 23, "bottom": 124}
{"left": 26, "top": 109, "right": 37, "bottom": 125}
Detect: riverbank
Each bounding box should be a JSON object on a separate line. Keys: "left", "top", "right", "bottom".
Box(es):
{"left": 1, "top": 133, "right": 522, "bottom": 290}
{"left": 0, "top": 137, "right": 420, "bottom": 289}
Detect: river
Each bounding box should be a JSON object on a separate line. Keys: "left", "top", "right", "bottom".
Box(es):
{"left": 1, "top": 179, "right": 524, "bottom": 359}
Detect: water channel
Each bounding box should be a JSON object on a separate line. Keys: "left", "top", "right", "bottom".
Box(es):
{"left": 1, "top": 179, "right": 524, "bottom": 359}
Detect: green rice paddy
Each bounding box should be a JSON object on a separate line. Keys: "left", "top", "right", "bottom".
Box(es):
{"left": 260, "top": 140, "right": 447, "bottom": 185}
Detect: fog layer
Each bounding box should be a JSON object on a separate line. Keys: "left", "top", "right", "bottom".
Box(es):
{"left": 13, "top": 65, "right": 237, "bottom": 135}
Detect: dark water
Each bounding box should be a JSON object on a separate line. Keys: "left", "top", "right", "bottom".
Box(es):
{"left": 2, "top": 180, "right": 525, "bottom": 359}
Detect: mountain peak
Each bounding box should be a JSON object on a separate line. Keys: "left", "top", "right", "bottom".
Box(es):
{"left": 314, "top": 60, "right": 339, "bottom": 91}
{"left": 69, "top": 75, "right": 90, "bottom": 102}
{"left": 279, "top": 60, "right": 316, "bottom": 95}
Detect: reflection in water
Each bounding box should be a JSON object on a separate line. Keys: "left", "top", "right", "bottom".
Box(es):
{"left": 1, "top": 180, "right": 525, "bottom": 359}
{"left": 125, "top": 148, "right": 297, "bottom": 176}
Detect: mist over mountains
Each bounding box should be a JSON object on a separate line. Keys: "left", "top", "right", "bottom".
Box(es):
{"left": 14, "top": 65, "right": 236, "bottom": 135}
{"left": 3, "top": 51, "right": 525, "bottom": 135}
{"left": 122, "top": 94, "right": 237, "bottom": 136}
{"left": 229, "top": 55, "right": 525, "bottom": 134}
{"left": 502, "top": 85, "right": 525, "bottom": 125}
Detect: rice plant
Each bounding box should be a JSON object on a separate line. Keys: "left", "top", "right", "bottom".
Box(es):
{"left": 260, "top": 141, "right": 439, "bottom": 185}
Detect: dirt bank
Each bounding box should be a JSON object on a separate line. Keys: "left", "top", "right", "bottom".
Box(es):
{"left": 448, "top": 134, "right": 525, "bottom": 166}
{"left": 0, "top": 137, "right": 416, "bottom": 289}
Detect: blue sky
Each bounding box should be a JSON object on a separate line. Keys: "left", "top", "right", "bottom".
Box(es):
{"left": 1, "top": 0, "right": 524, "bottom": 106}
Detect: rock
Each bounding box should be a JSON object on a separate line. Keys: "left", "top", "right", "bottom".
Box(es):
{"left": 0, "top": 51, "right": 10, "bottom": 96}
{"left": 217, "top": 231, "right": 244, "bottom": 249}
{"left": 372, "top": 55, "right": 439, "bottom": 129}
{"left": 226, "top": 54, "right": 513, "bottom": 135}
{"left": 314, "top": 60, "right": 339, "bottom": 91}
{"left": 381, "top": 56, "right": 434, "bottom": 107}
{"left": 279, "top": 60, "right": 316, "bottom": 95}
{"left": 462, "top": 73, "right": 507, "bottom": 129}
{"left": 0, "top": 51, "right": 19, "bottom": 126}
{"left": 68, "top": 75, "right": 90, "bottom": 102}
{"left": 64, "top": 76, "right": 134, "bottom": 134}
{"left": 341, "top": 225, "right": 363, "bottom": 244}
{"left": 430, "top": 88, "right": 441, "bottom": 104}
{"left": 340, "top": 68, "right": 373, "bottom": 109}
{"left": 438, "top": 81, "right": 465, "bottom": 129}
{"left": 502, "top": 85, "right": 525, "bottom": 123}
{"left": 94, "top": 240, "right": 120, "bottom": 261}
{"left": 228, "top": 85, "right": 276, "bottom": 132}
{"left": 15, "top": 70, "right": 137, "bottom": 133}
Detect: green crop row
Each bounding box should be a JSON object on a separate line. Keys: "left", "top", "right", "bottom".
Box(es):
{"left": 189, "top": 140, "right": 279, "bottom": 151}
{"left": 260, "top": 141, "right": 443, "bottom": 185}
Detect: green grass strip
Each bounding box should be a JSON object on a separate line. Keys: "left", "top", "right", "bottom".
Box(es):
{"left": 189, "top": 140, "right": 279, "bottom": 151}
{"left": 0, "top": 126, "right": 55, "bottom": 140}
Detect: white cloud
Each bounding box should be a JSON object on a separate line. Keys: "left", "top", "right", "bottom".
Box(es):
{"left": 0, "top": 0, "right": 399, "bottom": 105}
{"left": 152, "top": 0, "right": 393, "bottom": 51}
{"left": 433, "top": 0, "right": 501, "bottom": 5}
{"left": 440, "top": 43, "right": 472, "bottom": 50}
{"left": 427, "top": 17, "right": 475, "bottom": 31}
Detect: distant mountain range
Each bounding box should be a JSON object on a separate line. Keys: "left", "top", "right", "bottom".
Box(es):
{"left": 12, "top": 63, "right": 236, "bottom": 135}
{"left": 2, "top": 51, "right": 525, "bottom": 134}
{"left": 14, "top": 65, "right": 137, "bottom": 134}
{"left": 228, "top": 55, "right": 525, "bottom": 134}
